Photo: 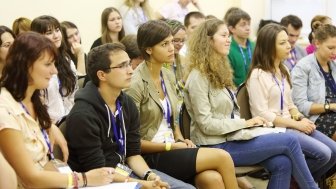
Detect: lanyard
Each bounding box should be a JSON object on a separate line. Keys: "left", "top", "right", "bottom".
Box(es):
{"left": 316, "top": 60, "right": 336, "bottom": 94}
{"left": 20, "top": 102, "right": 55, "bottom": 160}
{"left": 272, "top": 75, "right": 285, "bottom": 115}
{"left": 57, "top": 78, "right": 63, "bottom": 97}
{"left": 160, "top": 72, "right": 171, "bottom": 126}
{"left": 288, "top": 49, "right": 297, "bottom": 69}
{"left": 109, "top": 100, "right": 126, "bottom": 159}
{"left": 238, "top": 40, "right": 252, "bottom": 72}
{"left": 226, "top": 88, "right": 238, "bottom": 119}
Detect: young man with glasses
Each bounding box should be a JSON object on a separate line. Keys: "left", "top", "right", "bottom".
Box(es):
{"left": 65, "top": 42, "right": 195, "bottom": 189}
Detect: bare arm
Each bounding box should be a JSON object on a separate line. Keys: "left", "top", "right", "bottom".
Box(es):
{"left": 71, "top": 42, "right": 86, "bottom": 75}
{"left": 0, "top": 129, "right": 113, "bottom": 188}
{"left": 0, "top": 152, "right": 17, "bottom": 189}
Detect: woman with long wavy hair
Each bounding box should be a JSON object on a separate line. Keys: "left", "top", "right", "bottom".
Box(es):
{"left": 184, "top": 19, "right": 319, "bottom": 189}
{"left": 31, "top": 15, "right": 78, "bottom": 124}
{"left": 0, "top": 32, "right": 113, "bottom": 188}
{"left": 247, "top": 23, "right": 336, "bottom": 186}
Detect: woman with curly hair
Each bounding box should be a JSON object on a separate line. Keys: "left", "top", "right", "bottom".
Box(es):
{"left": 126, "top": 20, "right": 239, "bottom": 189}
{"left": 184, "top": 18, "right": 318, "bottom": 189}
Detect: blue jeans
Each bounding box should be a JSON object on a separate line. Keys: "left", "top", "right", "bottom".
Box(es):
{"left": 287, "top": 129, "right": 336, "bottom": 180}
{"left": 209, "top": 133, "right": 318, "bottom": 189}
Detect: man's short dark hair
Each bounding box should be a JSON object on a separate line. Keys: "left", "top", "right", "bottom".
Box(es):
{"left": 226, "top": 8, "right": 251, "bottom": 28}
{"left": 280, "top": 15, "right": 303, "bottom": 30}
{"left": 88, "top": 43, "right": 126, "bottom": 86}
{"left": 184, "top": 11, "right": 205, "bottom": 27}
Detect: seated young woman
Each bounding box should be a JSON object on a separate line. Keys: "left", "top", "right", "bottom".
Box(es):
{"left": 0, "top": 32, "right": 113, "bottom": 188}
{"left": 125, "top": 20, "right": 239, "bottom": 189}
{"left": 246, "top": 23, "right": 336, "bottom": 183}
{"left": 183, "top": 19, "right": 319, "bottom": 189}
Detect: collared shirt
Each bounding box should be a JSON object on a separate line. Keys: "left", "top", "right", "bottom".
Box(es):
{"left": 283, "top": 45, "right": 307, "bottom": 72}
{"left": 228, "top": 38, "right": 255, "bottom": 87}
{"left": 125, "top": 62, "right": 179, "bottom": 141}
{"left": 291, "top": 54, "right": 336, "bottom": 122}
{"left": 184, "top": 69, "right": 247, "bottom": 145}
{"left": 0, "top": 88, "right": 49, "bottom": 170}
{"left": 247, "top": 69, "right": 296, "bottom": 123}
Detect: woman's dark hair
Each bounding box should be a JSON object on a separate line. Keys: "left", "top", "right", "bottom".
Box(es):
{"left": 31, "top": 15, "right": 76, "bottom": 96}
{"left": 120, "top": 34, "right": 141, "bottom": 60}
{"left": 137, "top": 20, "right": 172, "bottom": 60}
{"left": 0, "top": 26, "right": 15, "bottom": 45}
{"left": 0, "top": 32, "right": 58, "bottom": 129}
{"left": 247, "top": 23, "right": 291, "bottom": 86}
{"left": 101, "top": 7, "right": 125, "bottom": 44}
{"left": 60, "top": 21, "right": 81, "bottom": 67}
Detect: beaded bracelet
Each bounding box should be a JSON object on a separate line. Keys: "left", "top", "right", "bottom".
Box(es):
{"left": 73, "top": 172, "right": 79, "bottom": 189}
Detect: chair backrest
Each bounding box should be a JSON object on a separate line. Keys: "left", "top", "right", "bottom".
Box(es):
{"left": 53, "top": 119, "right": 67, "bottom": 160}
{"left": 236, "top": 83, "right": 252, "bottom": 120}
{"left": 179, "top": 94, "right": 265, "bottom": 177}
{"left": 179, "top": 103, "right": 191, "bottom": 139}
{"left": 77, "top": 75, "right": 86, "bottom": 89}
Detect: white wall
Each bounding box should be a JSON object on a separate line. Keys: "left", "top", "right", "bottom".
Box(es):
{"left": 0, "top": 0, "right": 335, "bottom": 52}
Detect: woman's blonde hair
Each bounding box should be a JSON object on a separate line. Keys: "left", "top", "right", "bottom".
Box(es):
{"left": 187, "top": 18, "right": 234, "bottom": 89}
{"left": 124, "top": 0, "right": 154, "bottom": 19}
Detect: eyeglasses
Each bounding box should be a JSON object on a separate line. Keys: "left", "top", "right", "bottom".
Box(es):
{"left": 105, "top": 60, "right": 132, "bottom": 70}
{"left": 172, "top": 38, "right": 185, "bottom": 44}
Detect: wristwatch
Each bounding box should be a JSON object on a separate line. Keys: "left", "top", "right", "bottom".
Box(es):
{"left": 324, "top": 101, "right": 331, "bottom": 112}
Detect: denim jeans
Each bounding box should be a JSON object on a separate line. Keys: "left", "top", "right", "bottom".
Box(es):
{"left": 287, "top": 129, "right": 336, "bottom": 180}
{"left": 209, "top": 133, "right": 318, "bottom": 189}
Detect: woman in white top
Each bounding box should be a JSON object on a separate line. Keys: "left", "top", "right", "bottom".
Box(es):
{"left": 119, "top": 0, "right": 154, "bottom": 35}
{"left": 31, "top": 15, "right": 78, "bottom": 124}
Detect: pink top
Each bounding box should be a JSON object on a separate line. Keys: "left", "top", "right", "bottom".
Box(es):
{"left": 306, "top": 44, "right": 316, "bottom": 55}
{"left": 246, "top": 69, "right": 296, "bottom": 122}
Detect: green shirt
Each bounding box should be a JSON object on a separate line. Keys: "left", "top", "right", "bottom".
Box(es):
{"left": 228, "top": 38, "right": 255, "bottom": 86}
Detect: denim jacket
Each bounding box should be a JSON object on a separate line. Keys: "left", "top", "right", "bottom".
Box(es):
{"left": 291, "top": 54, "right": 336, "bottom": 122}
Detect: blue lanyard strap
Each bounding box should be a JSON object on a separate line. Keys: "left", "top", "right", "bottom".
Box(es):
{"left": 20, "top": 102, "right": 55, "bottom": 160}
{"left": 226, "top": 88, "right": 238, "bottom": 119}
{"left": 272, "top": 74, "right": 285, "bottom": 115}
{"left": 316, "top": 60, "right": 336, "bottom": 94}
{"left": 238, "top": 40, "right": 252, "bottom": 72}
{"left": 109, "top": 100, "right": 126, "bottom": 158}
{"left": 288, "top": 49, "right": 297, "bottom": 69}
{"left": 41, "top": 129, "right": 55, "bottom": 160}
{"left": 160, "top": 72, "right": 171, "bottom": 126}
{"left": 57, "top": 78, "right": 64, "bottom": 97}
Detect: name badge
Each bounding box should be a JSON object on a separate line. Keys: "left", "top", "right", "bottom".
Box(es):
{"left": 51, "top": 159, "right": 73, "bottom": 173}
{"left": 115, "top": 163, "right": 132, "bottom": 176}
